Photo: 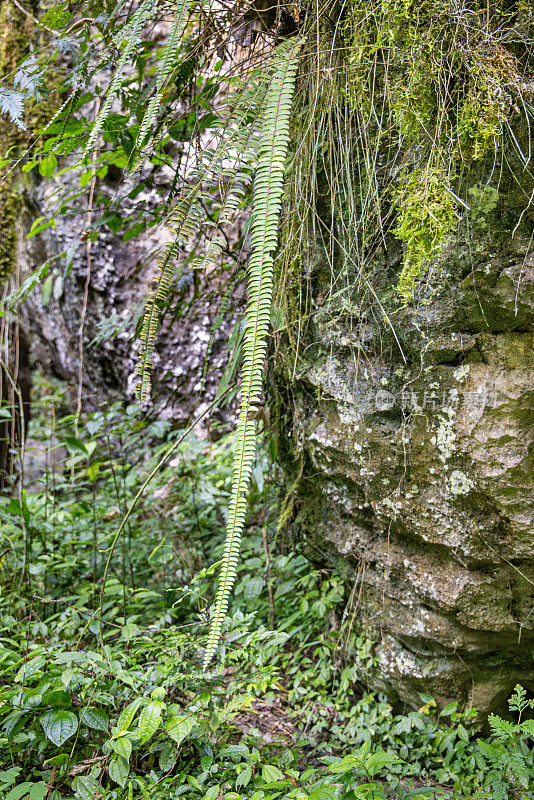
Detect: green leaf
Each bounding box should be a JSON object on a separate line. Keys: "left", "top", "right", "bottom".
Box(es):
{"left": 261, "top": 765, "right": 284, "bottom": 783}
{"left": 29, "top": 784, "right": 47, "bottom": 800}
{"left": 81, "top": 707, "right": 109, "bottom": 732}
{"left": 27, "top": 217, "right": 56, "bottom": 239}
{"left": 159, "top": 742, "right": 178, "bottom": 772}
{"left": 40, "top": 709, "right": 78, "bottom": 746}
{"left": 63, "top": 436, "right": 88, "bottom": 454}
{"left": 219, "top": 744, "right": 249, "bottom": 761}
{"left": 40, "top": 3, "right": 73, "bottom": 29}
{"left": 42, "top": 274, "right": 54, "bottom": 305}
{"left": 202, "top": 786, "right": 219, "bottom": 800}
{"left": 309, "top": 789, "right": 338, "bottom": 800}
{"left": 73, "top": 776, "right": 100, "bottom": 800}
{"left": 6, "top": 785, "right": 47, "bottom": 800}
{"left": 0, "top": 768, "right": 21, "bottom": 786}
{"left": 38, "top": 154, "right": 57, "bottom": 178}
{"left": 165, "top": 714, "right": 194, "bottom": 745}
{"left": 123, "top": 222, "right": 146, "bottom": 243}
{"left": 109, "top": 755, "right": 130, "bottom": 788}
{"left": 113, "top": 734, "right": 132, "bottom": 760}
{"left": 235, "top": 766, "right": 252, "bottom": 789}
{"left": 6, "top": 785, "right": 33, "bottom": 800}
{"left": 117, "top": 698, "right": 143, "bottom": 732}
{"left": 137, "top": 701, "right": 162, "bottom": 743}
{"left": 243, "top": 575, "right": 264, "bottom": 601}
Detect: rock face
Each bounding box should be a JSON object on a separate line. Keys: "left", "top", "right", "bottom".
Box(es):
{"left": 17, "top": 175, "right": 240, "bottom": 425}
{"left": 277, "top": 138, "right": 534, "bottom": 713}
{"left": 0, "top": 5, "right": 241, "bottom": 439}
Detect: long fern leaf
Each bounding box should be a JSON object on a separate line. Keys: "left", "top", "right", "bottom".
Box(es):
{"left": 84, "top": 0, "right": 156, "bottom": 157}
{"left": 135, "top": 81, "right": 267, "bottom": 400}
{"left": 202, "top": 38, "right": 303, "bottom": 670}
{"left": 136, "top": 0, "right": 194, "bottom": 148}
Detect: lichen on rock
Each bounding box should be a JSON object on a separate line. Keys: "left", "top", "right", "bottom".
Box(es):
{"left": 275, "top": 0, "right": 534, "bottom": 714}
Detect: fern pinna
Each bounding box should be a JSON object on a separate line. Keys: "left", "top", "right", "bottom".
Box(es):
{"left": 202, "top": 39, "right": 303, "bottom": 670}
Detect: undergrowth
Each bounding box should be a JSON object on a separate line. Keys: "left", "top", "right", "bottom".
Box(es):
{"left": 0, "top": 376, "right": 533, "bottom": 799}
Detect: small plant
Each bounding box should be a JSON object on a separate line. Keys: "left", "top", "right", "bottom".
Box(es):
{"left": 392, "top": 166, "right": 459, "bottom": 300}
{"left": 475, "top": 685, "right": 534, "bottom": 800}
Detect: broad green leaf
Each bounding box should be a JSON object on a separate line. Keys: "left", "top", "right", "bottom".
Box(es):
{"left": 202, "top": 786, "right": 219, "bottom": 800}
{"left": 309, "top": 789, "right": 338, "bottom": 800}
{"left": 15, "top": 656, "right": 45, "bottom": 682}
{"left": 159, "top": 742, "right": 178, "bottom": 772}
{"left": 29, "top": 784, "right": 47, "bottom": 800}
{"left": 6, "top": 784, "right": 32, "bottom": 800}
{"left": 116, "top": 697, "right": 143, "bottom": 732}
{"left": 261, "top": 765, "right": 285, "bottom": 783}
{"left": 63, "top": 436, "right": 88, "bottom": 454}
{"left": 243, "top": 575, "right": 264, "bottom": 601}
{"left": 73, "top": 776, "right": 100, "bottom": 800}
{"left": 219, "top": 744, "right": 249, "bottom": 761}
{"left": 0, "top": 768, "right": 21, "bottom": 786}
{"left": 112, "top": 734, "right": 132, "bottom": 760}
{"left": 61, "top": 668, "right": 76, "bottom": 688}
{"left": 40, "top": 709, "right": 78, "bottom": 746}
{"left": 6, "top": 785, "right": 47, "bottom": 800}
{"left": 81, "top": 707, "right": 109, "bottom": 732}
{"left": 165, "top": 714, "right": 194, "bottom": 745}
{"left": 109, "top": 756, "right": 130, "bottom": 788}
{"left": 235, "top": 766, "right": 252, "bottom": 788}
{"left": 138, "top": 701, "right": 162, "bottom": 743}
{"left": 38, "top": 154, "right": 57, "bottom": 178}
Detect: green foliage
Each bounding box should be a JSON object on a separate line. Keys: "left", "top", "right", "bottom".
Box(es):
{"left": 202, "top": 39, "right": 303, "bottom": 669}
{"left": 1, "top": 388, "right": 534, "bottom": 797}
{"left": 2, "top": 19, "right": 534, "bottom": 800}
{"left": 474, "top": 686, "right": 534, "bottom": 799}
{"left": 392, "top": 167, "right": 459, "bottom": 299}
{"left": 339, "top": 0, "right": 529, "bottom": 297}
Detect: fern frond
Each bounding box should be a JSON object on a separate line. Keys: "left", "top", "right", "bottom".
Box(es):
{"left": 84, "top": 0, "right": 156, "bottom": 157}
{"left": 135, "top": 79, "right": 266, "bottom": 401}
{"left": 136, "top": 0, "right": 193, "bottom": 148}
{"left": 136, "top": 194, "right": 200, "bottom": 401}
{"left": 202, "top": 38, "right": 303, "bottom": 671}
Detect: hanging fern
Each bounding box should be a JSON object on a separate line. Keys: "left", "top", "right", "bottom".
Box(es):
{"left": 202, "top": 38, "right": 303, "bottom": 670}
{"left": 136, "top": 193, "right": 204, "bottom": 401}
{"left": 136, "top": 1, "right": 194, "bottom": 148}
{"left": 135, "top": 82, "right": 267, "bottom": 400}
{"left": 84, "top": 0, "right": 186, "bottom": 158}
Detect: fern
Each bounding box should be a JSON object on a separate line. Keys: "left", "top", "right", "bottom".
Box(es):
{"left": 136, "top": 1, "right": 193, "bottom": 148}
{"left": 84, "top": 0, "right": 156, "bottom": 157}
{"left": 135, "top": 82, "right": 267, "bottom": 400}
{"left": 136, "top": 195, "right": 200, "bottom": 401}
{"left": 202, "top": 38, "right": 303, "bottom": 670}
{"left": 0, "top": 88, "right": 26, "bottom": 129}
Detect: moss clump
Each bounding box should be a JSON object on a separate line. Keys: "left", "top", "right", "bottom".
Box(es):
{"left": 392, "top": 167, "right": 459, "bottom": 299}
{"left": 0, "top": 1, "right": 32, "bottom": 282}
{"left": 338, "top": 0, "right": 528, "bottom": 299}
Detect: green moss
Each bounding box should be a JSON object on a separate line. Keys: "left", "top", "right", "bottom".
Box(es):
{"left": 338, "top": 0, "right": 525, "bottom": 300}
{"left": 392, "top": 167, "right": 459, "bottom": 299}
{"left": 0, "top": 1, "right": 32, "bottom": 282}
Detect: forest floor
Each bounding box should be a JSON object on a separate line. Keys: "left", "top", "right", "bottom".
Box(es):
{"left": 0, "top": 375, "right": 532, "bottom": 799}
